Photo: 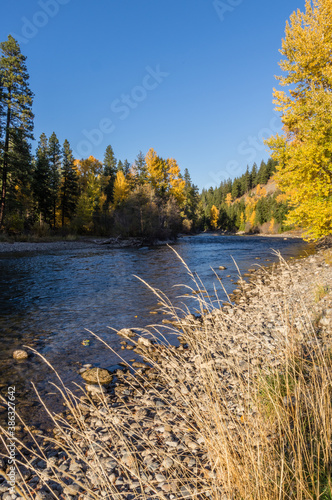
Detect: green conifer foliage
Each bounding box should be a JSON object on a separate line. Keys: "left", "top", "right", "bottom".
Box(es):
{"left": 0, "top": 35, "right": 34, "bottom": 227}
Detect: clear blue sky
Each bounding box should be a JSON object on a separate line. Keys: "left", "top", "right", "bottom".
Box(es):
{"left": 1, "top": 0, "right": 304, "bottom": 190}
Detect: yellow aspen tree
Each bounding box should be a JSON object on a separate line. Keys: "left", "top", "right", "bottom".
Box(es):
{"left": 249, "top": 210, "right": 256, "bottom": 228}
{"left": 266, "top": 0, "right": 332, "bottom": 239}
{"left": 269, "top": 217, "right": 276, "bottom": 233}
{"left": 113, "top": 170, "right": 129, "bottom": 206}
{"left": 225, "top": 193, "right": 232, "bottom": 207}
{"left": 145, "top": 148, "right": 168, "bottom": 194}
{"left": 167, "top": 158, "right": 186, "bottom": 205}
{"left": 210, "top": 205, "right": 219, "bottom": 229}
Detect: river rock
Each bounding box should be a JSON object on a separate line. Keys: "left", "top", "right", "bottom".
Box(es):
{"left": 13, "top": 349, "right": 28, "bottom": 360}
{"left": 117, "top": 328, "right": 136, "bottom": 339}
{"left": 81, "top": 368, "right": 112, "bottom": 385}
{"left": 85, "top": 384, "right": 106, "bottom": 395}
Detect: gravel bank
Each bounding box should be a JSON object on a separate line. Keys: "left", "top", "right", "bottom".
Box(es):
{"left": 0, "top": 247, "right": 332, "bottom": 499}
{"left": 0, "top": 240, "right": 102, "bottom": 254}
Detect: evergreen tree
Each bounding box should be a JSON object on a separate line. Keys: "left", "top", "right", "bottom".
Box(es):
{"left": 251, "top": 163, "right": 258, "bottom": 187}
{"left": 33, "top": 133, "right": 52, "bottom": 224}
{"left": 123, "top": 159, "right": 131, "bottom": 177}
{"left": 5, "top": 128, "right": 34, "bottom": 228}
{"left": 0, "top": 35, "right": 34, "bottom": 227}
{"left": 133, "top": 150, "right": 148, "bottom": 185}
{"left": 48, "top": 132, "right": 61, "bottom": 228}
{"left": 242, "top": 166, "right": 252, "bottom": 193}
{"left": 103, "top": 145, "right": 117, "bottom": 205}
{"left": 231, "top": 178, "right": 242, "bottom": 199}
{"left": 258, "top": 160, "right": 269, "bottom": 185}
{"left": 60, "top": 140, "right": 79, "bottom": 226}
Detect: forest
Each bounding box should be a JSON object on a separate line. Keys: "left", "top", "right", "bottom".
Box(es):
{"left": 3, "top": 17, "right": 331, "bottom": 241}
{"left": 0, "top": 35, "right": 290, "bottom": 241}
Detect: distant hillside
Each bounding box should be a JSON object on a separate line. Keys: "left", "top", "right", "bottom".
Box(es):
{"left": 201, "top": 161, "right": 292, "bottom": 234}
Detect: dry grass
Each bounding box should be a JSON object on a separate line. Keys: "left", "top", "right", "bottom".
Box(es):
{"left": 0, "top": 253, "right": 331, "bottom": 499}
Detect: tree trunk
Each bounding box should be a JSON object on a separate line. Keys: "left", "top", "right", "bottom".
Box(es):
{"left": 0, "top": 98, "right": 11, "bottom": 229}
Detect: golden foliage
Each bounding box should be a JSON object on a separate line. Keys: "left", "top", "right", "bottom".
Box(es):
{"left": 249, "top": 210, "right": 256, "bottom": 228}
{"left": 266, "top": 0, "right": 332, "bottom": 239}
{"left": 225, "top": 193, "right": 232, "bottom": 207}
{"left": 113, "top": 170, "right": 129, "bottom": 206}
{"left": 145, "top": 148, "right": 185, "bottom": 204}
{"left": 167, "top": 158, "right": 186, "bottom": 205}
{"left": 269, "top": 217, "right": 276, "bottom": 233}
{"left": 210, "top": 205, "right": 219, "bottom": 229}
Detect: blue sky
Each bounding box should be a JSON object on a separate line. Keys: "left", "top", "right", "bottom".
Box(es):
{"left": 1, "top": 0, "right": 304, "bottom": 190}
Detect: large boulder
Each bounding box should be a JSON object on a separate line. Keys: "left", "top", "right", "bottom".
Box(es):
{"left": 81, "top": 368, "right": 112, "bottom": 385}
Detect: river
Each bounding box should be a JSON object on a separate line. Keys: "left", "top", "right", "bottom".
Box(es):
{"left": 0, "top": 233, "right": 312, "bottom": 431}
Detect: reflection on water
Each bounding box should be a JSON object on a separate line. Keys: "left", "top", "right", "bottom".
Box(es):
{"left": 0, "top": 234, "right": 312, "bottom": 428}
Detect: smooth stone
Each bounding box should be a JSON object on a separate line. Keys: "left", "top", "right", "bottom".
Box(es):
{"left": 81, "top": 368, "right": 112, "bottom": 385}
{"left": 85, "top": 384, "right": 106, "bottom": 395}
{"left": 13, "top": 349, "right": 28, "bottom": 360}
{"left": 162, "top": 457, "right": 174, "bottom": 469}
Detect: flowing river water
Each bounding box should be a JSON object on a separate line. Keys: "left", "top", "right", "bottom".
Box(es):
{"left": 0, "top": 233, "right": 313, "bottom": 431}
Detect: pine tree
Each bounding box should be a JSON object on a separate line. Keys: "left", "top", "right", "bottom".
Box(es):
{"left": 266, "top": 0, "right": 332, "bottom": 239}
{"left": 258, "top": 160, "right": 269, "bottom": 185}
{"left": 33, "top": 133, "right": 52, "bottom": 225}
{"left": 5, "top": 128, "right": 34, "bottom": 227}
{"left": 103, "top": 145, "right": 117, "bottom": 205}
{"left": 0, "top": 35, "right": 34, "bottom": 227}
{"left": 251, "top": 163, "right": 258, "bottom": 187}
{"left": 123, "top": 159, "right": 131, "bottom": 177}
{"left": 231, "top": 178, "right": 241, "bottom": 199}
{"left": 133, "top": 151, "right": 148, "bottom": 185}
{"left": 60, "top": 140, "right": 79, "bottom": 226}
{"left": 48, "top": 132, "right": 61, "bottom": 228}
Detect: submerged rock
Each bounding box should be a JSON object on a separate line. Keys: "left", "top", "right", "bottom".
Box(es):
{"left": 81, "top": 368, "right": 112, "bottom": 385}
{"left": 13, "top": 349, "right": 28, "bottom": 360}
{"left": 117, "top": 328, "right": 136, "bottom": 339}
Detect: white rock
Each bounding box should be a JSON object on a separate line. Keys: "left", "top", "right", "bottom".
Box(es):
{"left": 13, "top": 349, "right": 28, "bottom": 360}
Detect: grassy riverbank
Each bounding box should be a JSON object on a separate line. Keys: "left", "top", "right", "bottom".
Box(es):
{"left": 1, "top": 246, "right": 332, "bottom": 499}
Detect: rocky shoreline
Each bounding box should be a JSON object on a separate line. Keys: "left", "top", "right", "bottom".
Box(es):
{"left": 0, "top": 237, "right": 146, "bottom": 254}
{"left": 0, "top": 245, "right": 332, "bottom": 499}
{"left": 0, "top": 232, "right": 304, "bottom": 255}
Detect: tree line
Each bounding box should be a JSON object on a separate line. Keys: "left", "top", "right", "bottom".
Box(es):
{"left": 4, "top": 0, "right": 331, "bottom": 243}
{"left": 0, "top": 35, "right": 202, "bottom": 240}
